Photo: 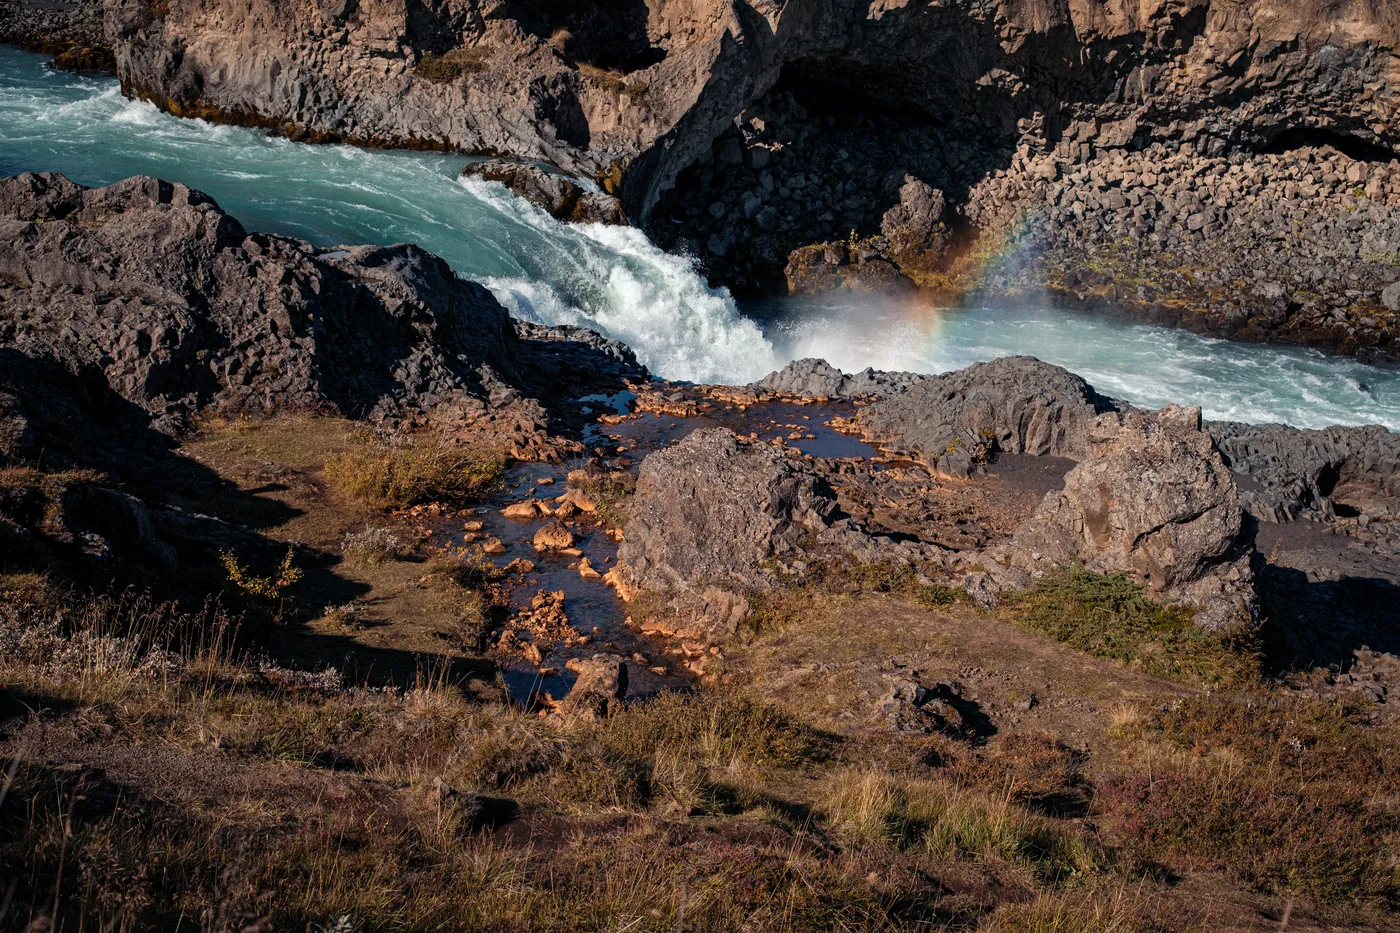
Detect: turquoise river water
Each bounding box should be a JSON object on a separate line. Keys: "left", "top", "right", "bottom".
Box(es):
{"left": 2, "top": 45, "right": 1398, "bottom": 429}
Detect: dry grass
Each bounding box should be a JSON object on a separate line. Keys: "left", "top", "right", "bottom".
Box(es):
{"left": 577, "top": 63, "right": 648, "bottom": 103}
{"left": 324, "top": 443, "right": 503, "bottom": 510}
{"left": 414, "top": 46, "right": 490, "bottom": 83}
{"left": 976, "top": 889, "right": 1151, "bottom": 932}
{"left": 1097, "top": 693, "right": 1400, "bottom": 906}
{"left": 3, "top": 570, "right": 1389, "bottom": 931}
{"left": 819, "top": 769, "right": 1106, "bottom": 884}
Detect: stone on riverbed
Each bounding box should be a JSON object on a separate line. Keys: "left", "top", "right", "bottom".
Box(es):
{"left": 533, "top": 521, "right": 576, "bottom": 551}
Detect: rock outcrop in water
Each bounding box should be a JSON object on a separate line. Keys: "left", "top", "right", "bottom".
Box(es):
{"left": 0, "top": 172, "right": 641, "bottom": 438}
{"left": 855, "top": 357, "right": 1121, "bottom": 478}
{"left": 84, "top": 0, "right": 1400, "bottom": 357}
{"left": 751, "top": 358, "right": 928, "bottom": 400}
{"left": 461, "top": 160, "right": 625, "bottom": 226}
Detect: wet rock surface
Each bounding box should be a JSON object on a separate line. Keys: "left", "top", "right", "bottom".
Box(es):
{"left": 751, "top": 358, "right": 928, "bottom": 400}
{"left": 461, "top": 159, "right": 625, "bottom": 225}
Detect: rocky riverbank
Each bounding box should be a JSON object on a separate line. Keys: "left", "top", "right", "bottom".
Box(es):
{"left": 0, "top": 0, "right": 109, "bottom": 70}
{"left": 15, "top": 0, "right": 1398, "bottom": 358}
{"left": 6, "top": 172, "right": 1400, "bottom": 930}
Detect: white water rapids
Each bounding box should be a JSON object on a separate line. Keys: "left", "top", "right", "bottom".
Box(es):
{"left": 3, "top": 45, "right": 1398, "bottom": 428}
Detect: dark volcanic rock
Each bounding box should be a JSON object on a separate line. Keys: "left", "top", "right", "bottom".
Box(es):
{"left": 752, "top": 358, "right": 929, "bottom": 400}
{"left": 998, "top": 406, "right": 1256, "bottom": 631}
{"left": 462, "top": 160, "right": 625, "bottom": 226}
{"left": 857, "top": 357, "right": 1121, "bottom": 477}
{"left": 0, "top": 348, "right": 279, "bottom": 590}
{"left": 0, "top": 172, "right": 527, "bottom": 430}
{"left": 1209, "top": 421, "right": 1400, "bottom": 530}
{"left": 96, "top": 0, "right": 1400, "bottom": 356}
{"left": 617, "top": 428, "right": 839, "bottom": 595}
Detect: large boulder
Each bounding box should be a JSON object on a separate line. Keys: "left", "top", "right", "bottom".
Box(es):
{"left": 461, "top": 160, "right": 625, "bottom": 225}
{"left": 880, "top": 176, "right": 951, "bottom": 274}
{"left": 553, "top": 654, "right": 629, "bottom": 721}
{"left": 1002, "top": 405, "right": 1256, "bottom": 631}
{"left": 857, "top": 357, "right": 1120, "bottom": 477}
{"left": 0, "top": 173, "right": 525, "bottom": 430}
{"left": 617, "top": 428, "right": 839, "bottom": 594}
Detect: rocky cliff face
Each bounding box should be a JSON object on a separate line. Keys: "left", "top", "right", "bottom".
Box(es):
{"left": 86, "top": 0, "right": 1400, "bottom": 356}
{"left": 100, "top": 0, "right": 1400, "bottom": 215}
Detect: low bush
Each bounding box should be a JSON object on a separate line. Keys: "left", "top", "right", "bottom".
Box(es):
{"left": 1012, "top": 567, "right": 1259, "bottom": 686}
{"left": 341, "top": 525, "right": 410, "bottom": 566}
{"left": 220, "top": 547, "right": 302, "bottom": 603}
{"left": 325, "top": 444, "right": 503, "bottom": 510}
{"left": 1098, "top": 694, "right": 1400, "bottom": 905}
{"left": 414, "top": 46, "right": 489, "bottom": 83}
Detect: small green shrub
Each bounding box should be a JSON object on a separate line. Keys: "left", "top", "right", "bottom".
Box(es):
{"left": 414, "top": 46, "right": 489, "bottom": 83}
{"left": 220, "top": 547, "right": 302, "bottom": 602}
{"left": 1012, "top": 567, "right": 1258, "bottom": 686}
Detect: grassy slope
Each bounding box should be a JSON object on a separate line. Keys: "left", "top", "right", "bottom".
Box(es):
{"left": 1, "top": 414, "right": 1396, "bottom": 933}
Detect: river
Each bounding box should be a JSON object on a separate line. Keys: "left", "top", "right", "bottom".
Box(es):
{"left": 2, "top": 45, "right": 1397, "bottom": 429}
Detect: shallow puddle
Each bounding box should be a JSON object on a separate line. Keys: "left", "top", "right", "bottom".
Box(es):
{"left": 437, "top": 393, "right": 883, "bottom": 707}
{"left": 604, "top": 399, "right": 883, "bottom": 461}
{"left": 442, "top": 460, "right": 688, "bottom": 707}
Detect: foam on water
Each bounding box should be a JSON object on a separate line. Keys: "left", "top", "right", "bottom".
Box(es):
{"left": 760, "top": 294, "right": 1400, "bottom": 429}
{"left": 2, "top": 44, "right": 1398, "bottom": 427}
{"left": 0, "top": 46, "right": 776, "bottom": 383}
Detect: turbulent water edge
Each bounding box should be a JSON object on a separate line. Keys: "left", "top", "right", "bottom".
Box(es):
{"left": 3, "top": 45, "right": 1399, "bottom": 429}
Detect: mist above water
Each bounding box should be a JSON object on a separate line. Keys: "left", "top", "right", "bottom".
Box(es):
{"left": 2, "top": 45, "right": 1397, "bottom": 429}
